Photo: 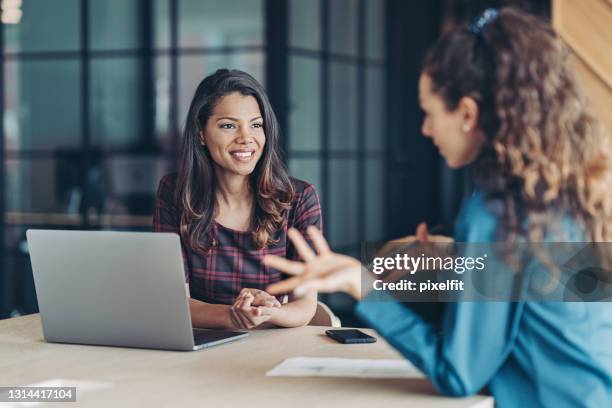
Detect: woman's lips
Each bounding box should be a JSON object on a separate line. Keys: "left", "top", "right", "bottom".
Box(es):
{"left": 230, "top": 150, "right": 255, "bottom": 163}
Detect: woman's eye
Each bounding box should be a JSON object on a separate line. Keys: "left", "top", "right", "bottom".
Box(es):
{"left": 219, "top": 123, "right": 235, "bottom": 129}
{"left": 252, "top": 123, "right": 263, "bottom": 129}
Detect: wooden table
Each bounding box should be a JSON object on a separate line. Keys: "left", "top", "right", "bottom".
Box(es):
{"left": 0, "top": 315, "right": 493, "bottom": 407}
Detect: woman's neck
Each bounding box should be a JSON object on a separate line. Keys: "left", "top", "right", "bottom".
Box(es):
{"left": 215, "top": 171, "right": 252, "bottom": 208}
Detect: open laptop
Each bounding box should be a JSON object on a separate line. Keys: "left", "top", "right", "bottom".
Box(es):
{"left": 26, "top": 229, "right": 248, "bottom": 351}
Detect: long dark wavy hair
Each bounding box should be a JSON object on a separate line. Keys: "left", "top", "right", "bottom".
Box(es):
{"left": 422, "top": 8, "right": 611, "bottom": 244}
{"left": 176, "top": 69, "right": 294, "bottom": 254}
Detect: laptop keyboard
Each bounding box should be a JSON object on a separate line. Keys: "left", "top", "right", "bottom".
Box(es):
{"left": 193, "top": 330, "right": 209, "bottom": 345}
{"left": 193, "top": 329, "right": 243, "bottom": 345}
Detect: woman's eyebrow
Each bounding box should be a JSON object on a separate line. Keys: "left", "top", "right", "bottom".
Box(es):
{"left": 215, "top": 116, "right": 263, "bottom": 122}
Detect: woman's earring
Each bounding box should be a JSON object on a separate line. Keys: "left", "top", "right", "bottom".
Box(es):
{"left": 462, "top": 123, "right": 471, "bottom": 133}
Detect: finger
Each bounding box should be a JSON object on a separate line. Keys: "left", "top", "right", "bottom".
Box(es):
{"left": 307, "top": 226, "right": 331, "bottom": 255}
{"left": 234, "top": 289, "right": 249, "bottom": 304}
{"left": 389, "top": 235, "right": 417, "bottom": 244}
{"left": 263, "top": 255, "right": 305, "bottom": 276}
{"left": 287, "top": 228, "right": 316, "bottom": 261}
{"left": 253, "top": 296, "right": 281, "bottom": 308}
{"left": 235, "top": 295, "right": 256, "bottom": 327}
{"left": 229, "top": 309, "right": 241, "bottom": 329}
{"left": 262, "top": 297, "right": 281, "bottom": 308}
{"left": 266, "top": 275, "right": 306, "bottom": 295}
{"left": 243, "top": 288, "right": 277, "bottom": 307}
{"left": 241, "top": 293, "right": 254, "bottom": 309}
{"left": 254, "top": 306, "right": 275, "bottom": 316}
{"left": 233, "top": 291, "right": 247, "bottom": 308}
{"left": 294, "top": 280, "right": 326, "bottom": 296}
{"left": 244, "top": 311, "right": 257, "bottom": 326}
{"left": 430, "top": 234, "right": 454, "bottom": 243}
{"left": 234, "top": 292, "right": 252, "bottom": 311}
{"left": 236, "top": 310, "right": 252, "bottom": 329}
{"left": 239, "top": 311, "right": 255, "bottom": 328}
{"left": 231, "top": 308, "right": 249, "bottom": 329}
{"left": 266, "top": 255, "right": 352, "bottom": 295}
{"left": 416, "top": 222, "right": 429, "bottom": 242}
{"left": 251, "top": 292, "right": 278, "bottom": 308}
{"left": 295, "top": 271, "right": 354, "bottom": 296}
{"left": 251, "top": 289, "right": 280, "bottom": 307}
{"left": 239, "top": 288, "right": 252, "bottom": 297}
{"left": 261, "top": 291, "right": 282, "bottom": 307}
{"left": 243, "top": 304, "right": 263, "bottom": 326}
{"left": 295, "top": 258, "right": 361, "bottom": 295}
{"left": 271, "top": 296, "right": 282, "bottom": 307}
{"left": 249, "top": 293, "right": 265, "bottom": 307}
{"left": 245, "top": 289, "right": 262, "bottom": 301}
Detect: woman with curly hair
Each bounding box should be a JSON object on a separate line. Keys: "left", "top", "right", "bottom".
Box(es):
{"left": 154, "top": 69, "right": 321, "bottom": 330}
{"left": 264, "top": 8, "right": 612, "bottom": 407}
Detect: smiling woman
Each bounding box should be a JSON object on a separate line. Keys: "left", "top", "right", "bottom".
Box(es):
{"left": 201, "top": 92, "right": 266, "bottom": 180}
{"left": 153, "top": 69, "right": 322, "bottom": 330}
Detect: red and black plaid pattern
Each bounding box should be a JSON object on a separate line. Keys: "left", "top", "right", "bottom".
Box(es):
{"left": 153, "top": 173, "right": 322, "bottom": 305}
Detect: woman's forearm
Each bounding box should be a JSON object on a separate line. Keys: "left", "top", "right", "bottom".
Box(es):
{"left": 268, "top": 290, "right": 318, "bottom": 328}
{"left": 189, "top": 298, "right": 234, "bottom": 329}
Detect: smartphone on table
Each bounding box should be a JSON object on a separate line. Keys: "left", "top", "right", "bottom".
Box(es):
{"left": 325, "top": 329, "right": 377, "bottom": 344}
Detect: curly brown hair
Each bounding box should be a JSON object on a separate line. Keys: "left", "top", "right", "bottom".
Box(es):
{"left": 176, "top": 69, "right": 294, "bottom": 255}
{"left": 422, "top": 7, "right": 612, "bottom": 244}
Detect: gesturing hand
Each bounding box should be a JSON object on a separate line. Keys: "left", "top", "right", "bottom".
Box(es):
{"left": 263, "top": 226, "right": 363, "bottom": 300}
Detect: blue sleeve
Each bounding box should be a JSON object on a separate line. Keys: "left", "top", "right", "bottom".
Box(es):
{"left": 356, "top": 296, "right": 523, "bottom": 396}
{"left": 356, "top": 191, "right": 524, "bottom": 396}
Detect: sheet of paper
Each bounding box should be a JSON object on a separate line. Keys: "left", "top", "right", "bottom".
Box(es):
{"left": 266, "top": 357, "right": 424, "bottom": 379}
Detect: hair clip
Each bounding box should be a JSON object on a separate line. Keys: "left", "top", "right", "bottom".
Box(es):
{"left": 468, "top": 8, "right": 500, "bottom": 35}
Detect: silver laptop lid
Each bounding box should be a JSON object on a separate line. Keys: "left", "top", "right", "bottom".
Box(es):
{"left": 26, "top": 230, "right": 195, "bottom": 351}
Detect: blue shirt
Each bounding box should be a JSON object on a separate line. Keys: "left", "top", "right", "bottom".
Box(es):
{"left": 356, "top": 190, "right": 612, "bottom": 407}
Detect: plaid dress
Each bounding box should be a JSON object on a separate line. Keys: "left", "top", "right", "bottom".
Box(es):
{"left": 153, "top": 173, "right": 322, "bottom": 305}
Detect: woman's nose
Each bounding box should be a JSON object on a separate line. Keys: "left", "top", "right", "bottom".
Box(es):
{"left": 235, "top": 127, "right": 254, "bottom": 143}
{"left": 421, "top": 121, "right": 431, "bottom": 138}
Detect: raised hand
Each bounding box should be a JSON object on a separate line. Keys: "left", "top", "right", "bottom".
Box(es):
{"left": 263, "top": 226, "right": 363, "bottom": 300}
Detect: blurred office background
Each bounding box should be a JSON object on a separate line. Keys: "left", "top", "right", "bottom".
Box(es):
{"left": 1, "top": 0, "right": 608, "bottom": 325}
